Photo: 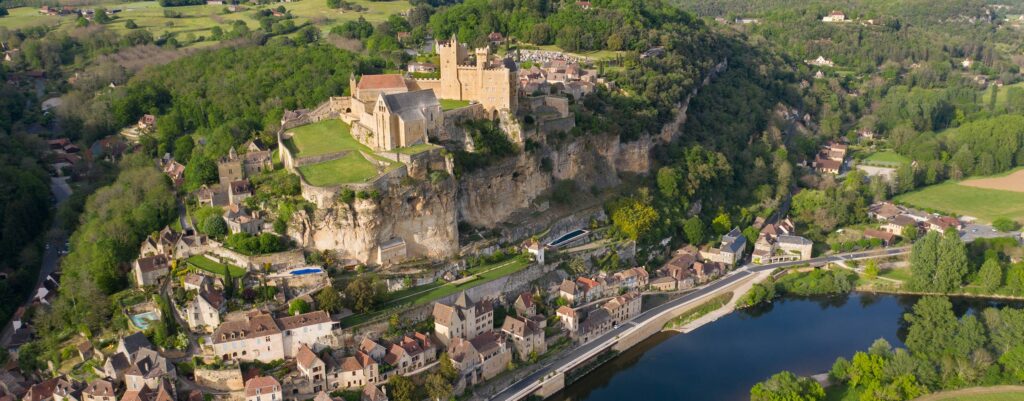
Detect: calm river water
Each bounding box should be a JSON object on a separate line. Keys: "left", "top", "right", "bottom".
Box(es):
{"left": 550, "top": 293, "right": 1014, "bottom": 401}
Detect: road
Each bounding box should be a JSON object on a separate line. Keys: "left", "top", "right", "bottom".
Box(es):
{"left": 489, "top": 246, "right": 910, "bottom": 401}
{"left": 0, "top": 177, "right": 73, "bottom": 347}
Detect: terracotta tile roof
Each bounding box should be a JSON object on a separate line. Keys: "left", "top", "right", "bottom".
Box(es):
{"left": 556, "top": 306, "right": 576, "bottom": 318}
{"left": 296, "top": 344, "right": 320, "bottom": 369}
{"left": 356, "top": 74, "right": 406, "bottom": 90}
{"left": 83, "top": 380, "right": 114, "bottom": 398}
{"left": 213, "top": 312, "right": 281, "bottom": 344}
{"left": 135, "top": 255, "right": 169, "bottom": 273}
{"left": 244, "top": 376, "right": 280, "bottom": 397}
{"left": 277, "top": 310, "right": 332, "bottom": 330}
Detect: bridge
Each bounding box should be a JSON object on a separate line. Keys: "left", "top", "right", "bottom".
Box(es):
{"left": 488, "top": 246, "right": 911, "bottom": 401}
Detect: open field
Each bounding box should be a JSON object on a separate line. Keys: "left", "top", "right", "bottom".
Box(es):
{"left": 186, "top": 254, "right": 247, "bottom": 277}
{"left": 912, "top": 386, "right": 1024, "bottom": 401}
{"left": 895, "top": 180, "right": 1024, "bottom": 223}
{"left": 961, "top": 168, "right": 1024, "bottom": 192}
{"left": 862, "top": 150, "right": 910, "bottom": 166}
{"left": 340, "top": 255, "right": 532, "bottom": 326}
{"left": 982, "top": 81, "right": 1024, "bottom": 110}
{"left": 1, "top": 0, "right": 408, "bottom": 46}
{"left": 297, "top": 152, "right": 381, "bottom": 186}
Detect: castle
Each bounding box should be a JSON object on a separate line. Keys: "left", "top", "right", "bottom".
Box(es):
{"left": 335, "top": 36, "right": 516, "bottom": 152}
{"left": 412, "top": 36, "right": 517, "bottom": 113}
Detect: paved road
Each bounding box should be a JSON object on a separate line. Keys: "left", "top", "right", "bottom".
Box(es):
{"left": 0, "top": 177, "right": 72, "bottom": 347}
{"left": 489, "top": 246, "right": 910, "bottom": 401}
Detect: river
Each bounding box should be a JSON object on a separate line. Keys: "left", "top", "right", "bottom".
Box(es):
{"left": 550, "top": 293, "right": 1016, "bottom": 401}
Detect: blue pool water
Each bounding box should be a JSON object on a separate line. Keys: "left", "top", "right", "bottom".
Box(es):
{"left": 130, "top": 311, "right": 158, "bottom": 330}
{"left": 548, "top": 229, "right": 588, "bottom": 248}
{"left": 290, "top": 268, "right": 324, "bottom": 276}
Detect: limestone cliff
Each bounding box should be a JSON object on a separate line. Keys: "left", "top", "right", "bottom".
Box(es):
{"left": 290, "top": 178, "right": 459, "bottom": 264}
{"left": 457, "top": 59, "right": 728, "bottom": 229}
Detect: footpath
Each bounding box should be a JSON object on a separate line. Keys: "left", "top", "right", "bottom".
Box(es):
{"left": 667, "top": 270, "right": 773, "bottom": 333}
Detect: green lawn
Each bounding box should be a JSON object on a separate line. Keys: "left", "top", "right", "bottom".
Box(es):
{"left": 863, "top": 150, "right": 910, "bottom": 166}
{"left": 879, "top": 267, "right": 911, "bottom": 282}
{"left": 186, "top": 255, "right": 247, "bottom": 277}
{"left": 392, "top": 142, "right": 440, "bottom": 155}
{"left": 825, "top": 385, "right": 862, "bottom": 401}
{"left": 341, "top": 255, "right": 532, "bottom": 326}
{"left": 895, "top": 181, "right": 1024, "bottom": 223}
{"left": 439, "top": 99, "right": 471, "bottom": 110}
{"left": 297, "top": 151, "right": 382, "bottom": 186}
{"left": 284, "top": 119, "right": 360, "bottom": 158}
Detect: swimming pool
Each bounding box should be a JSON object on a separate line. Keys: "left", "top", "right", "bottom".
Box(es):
{"left": 130, "top": 311, "right": 159, "bottom": 330}
{"left": 547, "top": 229, "right": 589, "bottom": 248}
{"left": 289, "top": 267, "right": 324, "bottom": 276}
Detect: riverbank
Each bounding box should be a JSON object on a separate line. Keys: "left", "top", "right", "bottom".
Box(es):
{"left": 663, "top": 270, "right": 773, "bottom": 333}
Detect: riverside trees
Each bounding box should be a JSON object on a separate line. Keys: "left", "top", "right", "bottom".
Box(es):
{"left": 908, "top": 230, "right": 969, "bottom": 293}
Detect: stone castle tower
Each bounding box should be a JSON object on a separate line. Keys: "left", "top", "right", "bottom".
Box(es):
{"left": 415, "top": 36, "right": 516, "bottom": 114}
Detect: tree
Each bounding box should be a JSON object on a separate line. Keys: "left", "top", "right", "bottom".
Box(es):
{"left": 901, "top": 225, "right": 919, "bottom": 243}
{"left": 388, "top": 375, "right": 415, "bottom": 401}
{"left": 908, "top": 231, "right": 940, "bottom": 291}
{"left": 711, "top": 211, "right": 732, "bottom": 235}
{"left": 438, "top": 352, "right": 458, "bottom": 381}
{"left": 904, "top": 296, "right": 958, "bottom": 363}
{"left": 425, "top": 372, "right": 452, "bottom": 401}
{"left": 864, "top": 260, "right": 879, "bottom": 280}
{"left": 750, "top": 371, "right": 825, "bottom": 401}
{"left": 992, "top": 218, "right": 1020, "bottom": 232}
{"left": 125, "top": 20, "right": 137, "bottom": 29}
{"left": 683, "top": 217, "right": 705, "bottom": 245}
{"left": 345, "top": 276, "right": 380, "bottom": 313}
{"left": 611, "top": 200, "right": 658, "bottom": 240}
{"left": 0, "top": 8, "right": 8, "bottom": 17}
{"left": 999, "top": 344, "right": 1024, "bottom": 380}
{"left": 978, "top": 258, "right": 1003, "bottom": 292}
{"left": 183, "top": 154, "right": 217, "bottom": 191}
{"left": 315, "top": 286, "right": 343, "bottom": 313}
{"left": 201, "top": 215, "right": 227, "bottom": 237}
{"left": 173, "top": 135, "right": 194, "bottom": 162}
{"left": 656, "top": 166, "right": 680, "bottom": 199}
{"left": 934, "top": 229, "right": 968, "bottom": 292}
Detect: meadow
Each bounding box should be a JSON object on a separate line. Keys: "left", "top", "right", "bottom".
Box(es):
{"left": 895, "top": 180, "right": 1024, "bottom": 223}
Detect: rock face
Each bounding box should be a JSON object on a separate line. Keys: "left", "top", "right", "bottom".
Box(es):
{"left": 291, "top": 178, "right": 459, "bottom": 264}
{"left": 458, "top": 59, "right": 728, "bottom": 229}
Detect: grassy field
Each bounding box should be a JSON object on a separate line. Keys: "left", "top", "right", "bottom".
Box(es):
{"left": 286, "top": 119, "right": 404, "bottom": 185}
{"left": 2, "top": 0, "right": 408, "bottom": 46}
{"left": 982, "top": 82, "right": 1024, "bottom": 110}
{"left": 439, "top": 99, "right": 471, "bottom": 110}
{"left": 878, "top": 267, "right": 911, "bottom": 282}
{"left": 284, "top": 119, "right": 358, "bottom": 158}
{"left": 186, "top": 254, "right": 247, "bottom": 277}
{"left": 392, "top": 142, "right": 439, "bottom": 155}
{"left": 340, "top": 255, "right": 532, "bottom": 326}
{"left": 912, "top": 387, "right": 1024, "bottom": 401}
{"left": 297, "top": 151, "right": 381, "bottom": 185}
{"left": 862, "top": 150, "right": 911, "bottom": 166}
{"left": 894, "top": 181, "right": 1024, "bottom": 223}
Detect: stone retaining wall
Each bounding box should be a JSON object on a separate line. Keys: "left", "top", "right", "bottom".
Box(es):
{"left": 195, "top": 367, "right": 245, "bottom": 391}
{"left": 204, "top": 245, "right": 305, "bottom": 272}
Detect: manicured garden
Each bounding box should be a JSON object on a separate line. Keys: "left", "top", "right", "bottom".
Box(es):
{"left": 186, "top": 255, "right": 246, "bottom": 277}
{"left": 895, "top": 181, "right": 1024, "bottom": 223}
